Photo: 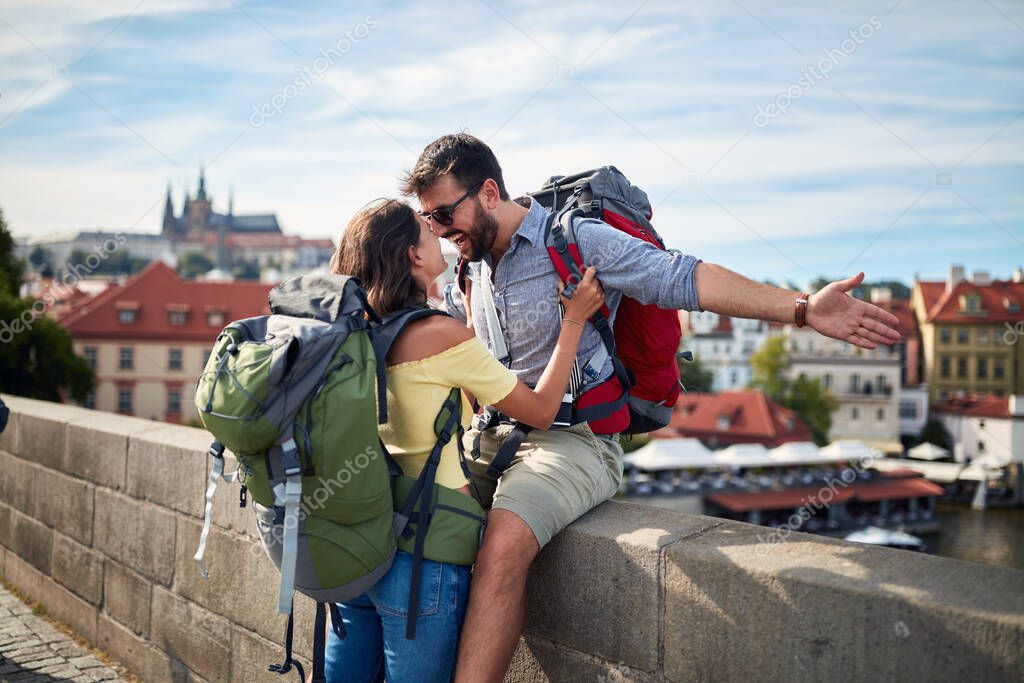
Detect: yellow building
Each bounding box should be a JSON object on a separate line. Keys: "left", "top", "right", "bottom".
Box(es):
{"left": 912, "top": 266, "right": 1024, "bottom": 404}
{"left": 57, "top": 261, "right": 273, "bottom": 424}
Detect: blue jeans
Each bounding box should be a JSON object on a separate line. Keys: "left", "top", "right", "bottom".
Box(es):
{"left": 324, "top": 550, "right": 472, "bottom": 683}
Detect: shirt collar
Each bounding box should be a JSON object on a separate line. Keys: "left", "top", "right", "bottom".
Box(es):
{"left": 510, "top": 196, "right": 549, "bottom": 246}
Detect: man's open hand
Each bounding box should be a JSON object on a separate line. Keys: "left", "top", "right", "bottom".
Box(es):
{"left": 807, "top": 272, "right": 902, "bottom": 349}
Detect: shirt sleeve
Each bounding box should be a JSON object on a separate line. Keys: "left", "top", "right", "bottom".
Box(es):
{"left": 433, "top": 337, "right": 518, "bottom": 407}
{"left": 573, "top": 217, "right": 704, "bottom": 312}
{"left": 442, "top": 282, "right": 468, "bottom": 323}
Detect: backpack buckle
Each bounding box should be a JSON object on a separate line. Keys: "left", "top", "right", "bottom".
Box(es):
{"left": 208, "top": 441, "right": 225, "bottom": 460}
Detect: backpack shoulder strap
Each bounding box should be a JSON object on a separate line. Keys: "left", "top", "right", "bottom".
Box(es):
{"left": 374, "top": 307, "right": 450, "bottom": 360}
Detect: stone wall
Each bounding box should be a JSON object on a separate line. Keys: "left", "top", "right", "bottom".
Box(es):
{"left": 1, "top": 397, "right": 1022, "bottom": 682}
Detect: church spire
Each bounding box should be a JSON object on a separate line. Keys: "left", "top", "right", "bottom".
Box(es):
{"left": 161, "top": 182, "right": 176, "bottom": 236}
{"left": 196, "top": 165, "right": 207, "bottom": 201}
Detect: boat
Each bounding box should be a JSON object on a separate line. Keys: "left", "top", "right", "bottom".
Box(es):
{"left": 843, "top": 526, "right": 926, "bottom": 551}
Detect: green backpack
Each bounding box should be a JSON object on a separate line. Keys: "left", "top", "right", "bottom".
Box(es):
{"left": 192, "top": 272, "right": 485, "bottom": 682}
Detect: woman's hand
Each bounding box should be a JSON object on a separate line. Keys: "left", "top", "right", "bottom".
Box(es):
{"left": 559, "top": 266, "right": 604, "bottom": 325}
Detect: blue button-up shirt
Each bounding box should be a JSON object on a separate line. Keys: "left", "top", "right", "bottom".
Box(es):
{"left": 443, "top": 198, "right": 702, "bottom": 390}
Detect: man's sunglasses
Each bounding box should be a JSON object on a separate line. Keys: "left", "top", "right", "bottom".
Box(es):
{"left": 418, "top": 180, "right": 484, "bottom": 228}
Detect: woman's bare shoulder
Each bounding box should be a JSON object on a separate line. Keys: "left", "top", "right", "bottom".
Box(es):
{"left": 386, "top": 314, "right": 474, "bottom": 365}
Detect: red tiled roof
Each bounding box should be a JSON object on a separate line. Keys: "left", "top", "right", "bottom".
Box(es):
{"left": 707, "top": 477, "right": 943, "bottom": 513}
{"left": 665, "top": 389, "right": 812, "bottom": 445}
{"left": 57, "top": 260, "right": 274, "bottom": 342}
{"left": 875, "top": 298, "right": 918, "bottom": 338}
{"left": 917, "top": 279, "right": 1024, "bottom": 324}
{"left": 931, "top": 395, "right": 1012, "bottom": 419}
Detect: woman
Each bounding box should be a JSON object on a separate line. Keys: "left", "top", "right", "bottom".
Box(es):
{"left": 324, "top": 199, "right": 604, "bottom": 682}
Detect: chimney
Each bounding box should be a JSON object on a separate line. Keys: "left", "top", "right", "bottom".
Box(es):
{"left": 946, "top": 264, "right": 964, "bottom": 293}
{"left": 870, "top": 287, "right": 892, "bottom": 303}
{"left": 1010, "top": 395, "right": 1024, "bottom": 417}
{"left": 1013, "top": 267, "right": 1024, "bottom": 283}
{"left": 970, "top": 270, "right": 991, "bottom": 286}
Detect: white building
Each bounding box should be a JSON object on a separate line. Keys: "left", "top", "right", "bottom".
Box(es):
{"left": 681, "top": 311, "right": 771, "bottom": 392}
{"left": 784, "top": 325, "right": 903, "bottom": 454}
{"left": 933, "top": 395, "right": 1024, "bottom": 465}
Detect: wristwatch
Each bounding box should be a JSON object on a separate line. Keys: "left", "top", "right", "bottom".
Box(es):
{"left": 795, "top": 293, "right": 810, "bottom": 328}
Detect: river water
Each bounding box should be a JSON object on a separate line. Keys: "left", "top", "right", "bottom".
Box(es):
{"left": 923, "top": 502, "right": 1024, "bottom": 572}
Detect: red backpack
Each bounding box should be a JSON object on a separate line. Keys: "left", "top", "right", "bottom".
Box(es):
{"left": 456, "top": 167, "right": 683, "bottom": 436}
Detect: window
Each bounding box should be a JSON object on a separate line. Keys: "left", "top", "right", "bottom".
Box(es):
{"left": 117, "top": 388, "right": 133, "bottom": 414}
{"left": 730, "top": 370, "right": 738, "bottom": 385}
{"left": 977, "top": 357, "right": 988, "bottom": 379}
{"left": 962, "top": 294, "right": 980, "bottom": 312}
{"left": 876, "top": 374, "right": 886, "bottom": 393}
{"left": 851, "top": 406, "right": 860, "bottom": 420}
{"left": 168, "top": 311, "right": 188, "bottom": 326}
{"left": 169, "top": 348, "right": 183, "bottom": 371}
{"left": 978, "top": 440, "right": 985, "bottom": 453}
{"left": 83, "top": 391, "right": 95, "bottom": 410}
{"left": 957, "top": 357, "right": 968, "bottom": 379}
{"left": 823, "top": 373, "right": 833, "bottom": 390}
{"left": 83, "top": 346, "right": 98, "bottom": 370}
{"left": 118, "top": 309, "right": 136, "bottom": 324}
{"left": 207, "top": 311, "right": 225, "bottom": 327}
{"left": 899, "top": 401, "right": 917, "bottom": 419}
{"left": 119, "top": 347, "right": 134, "bottom": 371}
{"left": 940, "top": 357, "right": 951, "bottom": 378}
{"left": 167, "top": 388, "right": 181, "bottom": 414}
{"left": 201, "top": 349, "right": 212, "bottom": 370}
{"left": 877, "top": 408, "right": 885, "bottom": 421}
{"left": 977, "top": 328, "right": 990, "bottom": 345}
{"left": 850, "top": 374, "right": 861, "bottom": 394}
{"left": 940, "top": 327, "right": 952, "bottom": 344}
{"left": 994, "top": 358, "right": 1005, "bottom": 380}
{"left": 957, "top": 328, "right": 969, "bottom": 344}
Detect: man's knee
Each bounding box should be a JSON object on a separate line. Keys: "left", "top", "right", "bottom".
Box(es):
{"left": 476, "top": 509, "right": 539, "bottom": 577}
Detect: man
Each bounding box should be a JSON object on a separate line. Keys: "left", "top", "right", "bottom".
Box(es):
{"left": 401, "top": 133, "right": 900, "bottom": 682}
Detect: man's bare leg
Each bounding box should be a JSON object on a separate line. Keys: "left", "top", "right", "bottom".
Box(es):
{"left": 454, "top": 509, "right": 539, "bottom": 683}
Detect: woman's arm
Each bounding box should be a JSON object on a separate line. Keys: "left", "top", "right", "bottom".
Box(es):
{"left": 491, "top": 267, "right": 604, "bottom": 430}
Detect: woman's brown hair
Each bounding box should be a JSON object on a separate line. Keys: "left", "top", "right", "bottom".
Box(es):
{"left": 330, "top": 199, "right": 426, "bottom": 317}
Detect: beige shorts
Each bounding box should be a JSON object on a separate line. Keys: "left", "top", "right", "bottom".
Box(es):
{"left": 462, "top": 422, "right": 624, "bottom": 548}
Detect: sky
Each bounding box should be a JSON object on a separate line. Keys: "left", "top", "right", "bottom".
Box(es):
{"left": 0, "top": 0, "right": 1022, "bottom": 289}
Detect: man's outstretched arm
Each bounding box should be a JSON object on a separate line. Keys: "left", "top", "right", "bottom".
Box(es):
{"left": 693, "top": 263, "right": 901, "bottom": 349}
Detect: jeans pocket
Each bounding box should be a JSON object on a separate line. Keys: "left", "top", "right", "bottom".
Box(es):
{"left": 370, "top": 551, "right": 442, "bottom": 618}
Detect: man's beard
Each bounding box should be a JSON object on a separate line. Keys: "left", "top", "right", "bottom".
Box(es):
{"left": 462, "top": 201, "right": 499, "bottom": 262}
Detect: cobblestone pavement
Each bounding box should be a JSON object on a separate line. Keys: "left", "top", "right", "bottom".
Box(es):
{"left": 0, "top": 585, "right": 125, "bottom": 682}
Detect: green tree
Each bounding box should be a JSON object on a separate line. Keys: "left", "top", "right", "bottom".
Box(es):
{"left": 28, "top": 245, "right": 51, "bottom": 269}
{"left": 177, "top": 251, "right": 214, "bottom": 278}
{"left": 678, "top": 354, "right": 715, "bottom": 393}
{"left": 0, "top": 207, "right": 23, "bottom": 297}
{"left": 748, "top": 336, "right": 837, "bottom": 445}
{"left": 0, "top": 208, "right": 94, "bottom": 402}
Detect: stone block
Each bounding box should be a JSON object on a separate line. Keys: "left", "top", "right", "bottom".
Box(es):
{"left": 209, "top": 452, "right": 258, "bottom": 539}
{"left": 93, "top": 490, "right": 175, "bottom": 585}
{"left": 8, "top": 398, "right": 92, "bottom": 470}
{"left": 12, "top": 510, "right": 53, "bottom": 575}
{"left": 172, "top": 516, "right": 282, "bottom": 644}
{"left": 0, "top": 503, "right": 12, "bottom": 549}
{"left": 38, "top": 575, "right": 98, "bottom": 644}
{"left": 65, "top": 412, "right": 154, "bottom": 490}
{"left": 662, "top": 520, "right": 1024, "bottom": 683}
{"left": 51, "top": 532, "right": 104, "bottom": 605}
{"left": 33, "top": 467, "right": 94, "bottom": 546}
{"left": 150, "top": 586, "right": 231, "bottom": 682}
{"left": 524, "top": 500, "right": 718, "bottom": 672}
{"left": 507, "top": 635, "right": 655, "bottom": 683}
{"left": 230, "top": 625, "right": 310, "bottom": 682}
{"left": 97, "top": 614, "right": 195, "bottom": 683}
{"left": 2, "top": 551, "right": 42, "bottom": 601}
{"left": 0, "top": 450, "right": 35, "bottom": 515}
{"left": 103, "top": 560, "right": 152, "bottom": 637}
{"left": 127, "top": 423, "right": 210, "bottom": 518}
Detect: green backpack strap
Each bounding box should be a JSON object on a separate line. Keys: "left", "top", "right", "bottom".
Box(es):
{"left": 396, "top": 388, "right": 462, "bottom": 639}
